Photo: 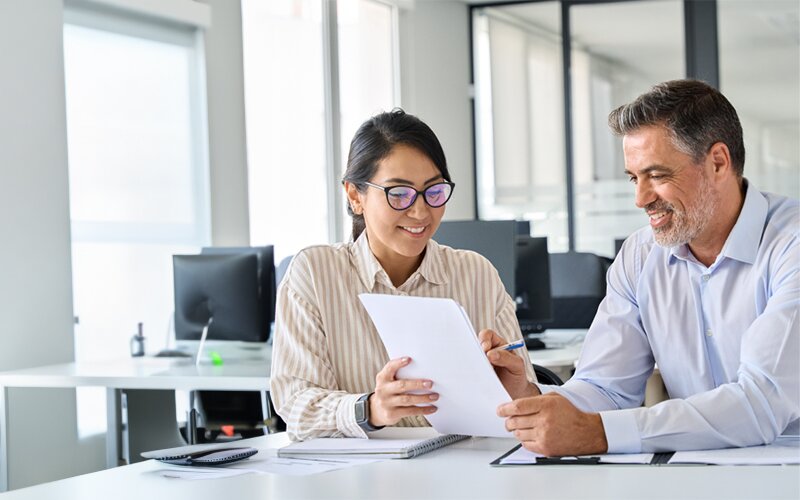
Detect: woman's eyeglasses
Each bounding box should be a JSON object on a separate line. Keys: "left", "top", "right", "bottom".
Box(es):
{"left": 364, "top": 181, "right": 455, "bottom": 211}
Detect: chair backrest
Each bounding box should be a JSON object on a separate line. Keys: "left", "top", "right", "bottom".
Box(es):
{"left": 275, "top": 254, "right": 294, "bottom": 289}
{"left": 533, "top": 364, "right": 564, "bottom": 386}
{"left": 546, "top": 252, "right": 610, "bottom": 329}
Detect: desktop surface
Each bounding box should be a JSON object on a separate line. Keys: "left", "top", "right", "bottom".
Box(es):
{"left": 2, "top": 434, "right": 797, "bottom": 500}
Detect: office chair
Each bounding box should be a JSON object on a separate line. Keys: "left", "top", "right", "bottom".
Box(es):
{"left": 546, "top": 252, "right": 611, "bottom": 329}
{"left": 179, "top": 246, "right": 278, "bottom": 442}
{"left": 533, "top": 363, "right": 564, "bottom": 386}
{"left": 275, "top": 254, "right": 294, "bottom": 289}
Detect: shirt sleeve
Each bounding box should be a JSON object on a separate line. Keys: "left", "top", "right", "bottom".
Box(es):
{"left": 538, "top": 239, "right": 656, "bottom": 450}
{"left": 269, "top": 251, "right": 368, "bottom": 441}
{"left": 623, "top": 240, "right": 800, "bottom": 453}
{"left": 544, "top": 237, "right": 800, "bottom": 453}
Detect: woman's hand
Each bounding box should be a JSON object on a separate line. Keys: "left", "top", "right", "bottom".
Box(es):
{"left": 369, "top": 357, "right": 439, "bottom": 427}
{"left": 479, "top": 329, "right": 540, "bottom": 400}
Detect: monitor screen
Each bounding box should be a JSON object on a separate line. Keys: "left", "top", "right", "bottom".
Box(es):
{"left": 201, "top": 246, "right": 276, "bottom": 326}
{"left": 514, "top": 236, "right": 553, "bottom": 331}
{"left": 515, "top": 220, "right": 531, "bottom": 236}
{"left": 434, "top": 220, "right": 516, "bottom": 297}
{"left": 173, "top": 253, "right": 265, "bottom": 342}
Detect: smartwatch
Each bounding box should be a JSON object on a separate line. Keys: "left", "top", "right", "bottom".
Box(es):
{"left": 355, "top": 393, "right": 384, "bottom": 432}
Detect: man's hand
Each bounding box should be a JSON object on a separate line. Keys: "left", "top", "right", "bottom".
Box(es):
{"left": 498, "top": 393, "right": 608, "bottom": 456}
{"left": 478, "top": 329, "right": 539, "bottom": 400}
{"left": 370, "top": 357, "right": 438, "bottom": 427}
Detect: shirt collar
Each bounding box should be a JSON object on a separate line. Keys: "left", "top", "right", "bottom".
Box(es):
{"left": 669, "top": 179, "right": 766, "bottom": 265}
{"left": 718, "top": 179, "right": 766, "bottom": 265}
{"left": 350, "top": 231, "right": 448, "bottom": 290}
{"left": 351, "top": 231, "right": 384, "bottom": 291}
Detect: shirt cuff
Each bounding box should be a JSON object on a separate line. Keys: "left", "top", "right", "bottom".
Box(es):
{"left": 337, "top": 392, "right": 368, "bottom": 438}
{"left": 599, "top": 409, "right": 641, "bottom": 453}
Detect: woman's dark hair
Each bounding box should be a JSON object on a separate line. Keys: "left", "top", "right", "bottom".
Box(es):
{"left": 342, "top": 108, "right": 451, "bottom": 240}
{"left": 608, "top": 79, "right": 745, "bottom": 176}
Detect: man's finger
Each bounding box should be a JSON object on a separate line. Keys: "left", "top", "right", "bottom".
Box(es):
{"left": 497, "top": 396, "right": 543, "bottom": 417}
{"left": 478, "top": 329, "right": 504, "bottom": 352}
{"left": 487, "top": 349, "right": 526, "bottom": 373}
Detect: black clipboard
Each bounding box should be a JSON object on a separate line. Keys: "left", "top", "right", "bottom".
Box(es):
{"left": 490, "top": 444, "right": 674, "bottom": 466}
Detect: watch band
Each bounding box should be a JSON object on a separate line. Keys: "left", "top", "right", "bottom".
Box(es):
{"left": 355, "top": 392, "right": 384, "bottom": 432}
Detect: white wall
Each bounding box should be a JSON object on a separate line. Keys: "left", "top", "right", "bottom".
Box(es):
{"left": 200, "top": 0, "right": 251, "bottom": 246}
{"left": 399, "top": 0, "right": 475, "bottom": 220}
{"left": 0, "top": 0, "right": 106, "bottom": 489}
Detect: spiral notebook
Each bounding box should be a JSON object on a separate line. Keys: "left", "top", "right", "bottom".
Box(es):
{"left": 278, "top": 427, "right": 468, "bottom": 459}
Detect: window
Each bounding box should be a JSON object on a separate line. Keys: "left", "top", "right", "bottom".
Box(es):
{"left": 473, "top": 1, "right": 684, "bottom": 256}
{"left": 718, "top": 0, "right": 799, "bottom": 198}
{"left": 243, "top": 0, "right": 399, "bottom": 259}
{"left": 473, "top": 3, "right": 568, "bottom": 250}
{"left": 63, "top": 9, "right": 209, "bottom": 437}
{"left": 569, "top": 0, "right": 683, "bottom": 256}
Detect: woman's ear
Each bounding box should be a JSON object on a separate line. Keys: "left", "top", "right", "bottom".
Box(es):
{"left": 344, "top": 181, "right": 363, "bottom": 215}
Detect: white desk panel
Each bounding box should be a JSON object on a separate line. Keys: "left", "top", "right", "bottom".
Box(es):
{"left": 1, "top": 435, "right": 798, "bottom": 500}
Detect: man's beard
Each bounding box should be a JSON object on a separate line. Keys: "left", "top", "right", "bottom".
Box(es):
{"left": 647, "top": 175, "right": 719, "bottom": 248}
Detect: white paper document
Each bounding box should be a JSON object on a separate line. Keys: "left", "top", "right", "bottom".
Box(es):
{"left": 668, "top": 435, "right": 800, "bottom": 465}
{"left": 156, "top": 456, "right": 382, "bottom": 480}
{"left": 359, "top": 294, "right": 513, "bottom": 438}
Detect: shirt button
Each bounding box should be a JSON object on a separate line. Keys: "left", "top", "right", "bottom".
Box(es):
{"left": 706, "top": 329, "right": 713, "bottom": 337}
{"left": 702, "top": 275, "right": 710, "bottom": 282}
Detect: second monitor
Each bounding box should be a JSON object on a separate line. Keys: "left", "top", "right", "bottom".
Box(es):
{"left": 434, "top": 220, "right": 516, "bottom": 297}
{"left": 515, "top": 236, "right": 553, "bottom": 335}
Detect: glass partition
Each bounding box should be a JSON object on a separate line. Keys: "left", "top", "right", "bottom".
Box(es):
{"left": 569, "top": 0, "right": 684, "bottom": 256}
{"left": 473, "top": 3, "right": 568, "bottom": 250}
{"left": 719, "top": 0, "right": 800, "bottom": 198}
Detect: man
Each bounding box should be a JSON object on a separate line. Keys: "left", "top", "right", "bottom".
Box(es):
{"left": 481, "top": 79, "right": 799, "bottom": 456}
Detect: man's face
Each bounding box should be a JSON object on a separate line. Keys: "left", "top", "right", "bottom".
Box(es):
{"left": 623, "top": 125, "right": 719, "bottom": 248}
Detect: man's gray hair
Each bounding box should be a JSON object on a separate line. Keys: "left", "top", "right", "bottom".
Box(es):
{"left": 608, "top": 79, "right": 745, "bottom": 176}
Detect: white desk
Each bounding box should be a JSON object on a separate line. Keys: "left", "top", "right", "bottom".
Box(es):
{"left": 0, "top": 339, "right": 583, "bottom": 493}
{"left": 2, "top": 433, "right": 797, "bottom": 500}
{"left": 0, "top": 356, "right": 270, "bottom": 492}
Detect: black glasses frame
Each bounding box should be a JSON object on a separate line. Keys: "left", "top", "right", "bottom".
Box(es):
{"left": 364, "top": 181, "right": 456, "bottom": 211}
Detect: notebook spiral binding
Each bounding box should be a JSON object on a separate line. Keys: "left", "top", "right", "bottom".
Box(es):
{"left": 406, "top": 434, "right": 470, "bottom": 458}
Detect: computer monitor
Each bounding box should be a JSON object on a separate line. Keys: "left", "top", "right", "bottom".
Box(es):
{"left": 173, "top": 253, "right": 265, "bottom": 343}
{"left": 434, "top": 220, "right": 516, "bottom": 297}
{"left": 614, "top": 238, "right": 626, "bottom": 256}
{"left": 515, "top": 220, "right": 531, "bottom": 236}
{"left": 201, "top": 246, "right": 276, "bottom": 327}
{"left": 514, "top": 236, "right": 553, "bottom": 333}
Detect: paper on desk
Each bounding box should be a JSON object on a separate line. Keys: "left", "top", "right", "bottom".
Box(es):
{"left": 497, "top": 445, "right": 654, "bottom": 465}
{"left": 159, "top": 467, "right": 253, "bottom": 480}
{"left": 359, "top": 294, "right": 512, "bottom": 438}
{"left": 157, "top": 456, "right": 383, "bottom": 479}
{"left": 669, "top": 435, "right": 800, "bottom": 465}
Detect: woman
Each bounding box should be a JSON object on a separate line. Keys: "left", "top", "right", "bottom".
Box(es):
{"left": 270, "top": 109, "right": 535, "bottom": 440}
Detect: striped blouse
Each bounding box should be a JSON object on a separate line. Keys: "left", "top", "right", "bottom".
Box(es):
{"left": 270, "top": 232, "right": 536, "bottom": 440}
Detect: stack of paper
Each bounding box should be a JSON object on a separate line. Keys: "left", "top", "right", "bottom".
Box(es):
{"left": 359, "top": 294, "right": 514, "bottom": 438}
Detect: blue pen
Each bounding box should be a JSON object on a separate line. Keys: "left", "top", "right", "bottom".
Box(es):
{"left": 490, "top": 340, "right": 526, "bottom": 353}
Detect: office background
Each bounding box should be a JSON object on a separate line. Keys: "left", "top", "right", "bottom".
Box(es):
{"left": 0, "top": 0, "right": 797, "bottom": 489}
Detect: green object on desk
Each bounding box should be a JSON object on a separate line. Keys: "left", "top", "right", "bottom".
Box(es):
{"left": 209, "top": 351, "right": 223, "bottom": 366}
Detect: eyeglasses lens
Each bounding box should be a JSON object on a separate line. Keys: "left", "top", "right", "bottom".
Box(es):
{"left": 387, "top": 186, "right": 417, "bottom": 210}
{"left": 385, "top": 183, "right": 452, "bottom": 210}
{"left": 424, "top": 183, "right": 451, "bottom": 208}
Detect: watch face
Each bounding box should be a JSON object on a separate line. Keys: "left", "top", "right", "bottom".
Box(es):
{"left": 355, "top": 400, "right": 366, "bottom": 422}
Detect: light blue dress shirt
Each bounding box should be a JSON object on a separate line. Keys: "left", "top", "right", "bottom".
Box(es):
{"left": 542, "top": 181, "right": 799, "bottom": 453}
